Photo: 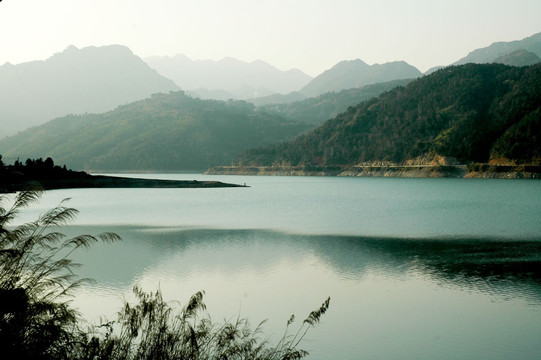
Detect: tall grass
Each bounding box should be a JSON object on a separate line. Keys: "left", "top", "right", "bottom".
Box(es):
{"left": 0, "top": 188, "right": 120, "bottom": 360}
{"left": 0, "top": 189, "right": 329, "bottom": 359}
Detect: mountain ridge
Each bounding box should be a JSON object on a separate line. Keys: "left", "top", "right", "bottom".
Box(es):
{"left": 453, "top": 32, "right": 541, "bottom": 65}
{"left": 299, "top": 59, "right": 422, "bottom": 98}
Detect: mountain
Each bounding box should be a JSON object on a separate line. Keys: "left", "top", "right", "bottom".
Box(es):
{"left": 453, "top": 32, "right": 541, "bottom": 65}
{"left": 0, "top": 91, "right": 309, "bottom": 171}
{"left": 144, "top": 55, "right": 312, "bottom": 99}
{"left": 492, "top": 49, "right": 541, "bottom": 66}
{"left": 0, "top": 45, "right": 179, "bottom": 136}
{"left": 424, "top": 32, "right": 541, "bottom": 74}
{"left": 299, "top": 59, "right": 422, "bottom": 98}
{"left": 239, "top": 64, "right": 541, "bottom": 167}
{"left": 258, "top": 79, "right": 414, "bottom": 126}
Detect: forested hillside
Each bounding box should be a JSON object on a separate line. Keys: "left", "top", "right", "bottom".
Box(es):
{"left": 239, "top": 64, "right": 541, "bottom": 167}
{"left": 0, "top": 92, "right": 309, "bottom": 171}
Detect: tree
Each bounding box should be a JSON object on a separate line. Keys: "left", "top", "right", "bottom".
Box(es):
{"left": 44, "top": 157, "right": 55, "bottom": 169}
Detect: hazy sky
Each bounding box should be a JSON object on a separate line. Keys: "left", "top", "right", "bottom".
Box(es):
{"left": 1, "top": 0, "right": 540, "bottom": 76}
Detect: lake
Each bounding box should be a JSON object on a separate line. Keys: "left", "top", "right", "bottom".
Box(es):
{"left": 15, "top": 175, "right": 541, "bottom": 360}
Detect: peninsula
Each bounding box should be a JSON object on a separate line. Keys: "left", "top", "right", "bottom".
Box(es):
{"left": 0, "top": 157, "right": 245, "bottom": 193}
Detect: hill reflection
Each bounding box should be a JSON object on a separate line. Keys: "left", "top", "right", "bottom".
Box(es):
{"left": 68, "top": 226, "right": 541, "bottom": 304}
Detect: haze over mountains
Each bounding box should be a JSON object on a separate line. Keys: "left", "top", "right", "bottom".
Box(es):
{"left": 0, "top": 45, "right": 179, "bottom": 136}
{"left": 1, "top": 31, "right": 540, "bottom": 172}
{"left": 144, "top": 55, "right": 313, "bottom": 101}
{"left": 145, "top": 55, "right": 423, "bottom": 101}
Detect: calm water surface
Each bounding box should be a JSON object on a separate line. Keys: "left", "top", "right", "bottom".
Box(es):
{"left": 15, "top": 175, "right": 541, "bottom": 359}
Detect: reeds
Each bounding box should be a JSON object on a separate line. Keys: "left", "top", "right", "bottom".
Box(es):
{"left": 80, "top": 286, "right": 329, "bottom": 360}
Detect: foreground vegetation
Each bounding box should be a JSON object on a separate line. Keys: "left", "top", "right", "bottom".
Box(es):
{"left": 0, "top": 189, "right": 329, "bottom": 359}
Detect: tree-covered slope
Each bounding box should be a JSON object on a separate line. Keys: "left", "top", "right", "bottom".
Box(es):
{"left": 239, "top": 64, "right": 541, "bottom": 166}
{"left": 0, "top": 92, "right": 309, "bottom": 171}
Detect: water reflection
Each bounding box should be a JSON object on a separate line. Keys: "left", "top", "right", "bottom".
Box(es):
{"left": 67, "top": 226, "right": 541, "bottom": 360}
{"left": 309, "top": 235, "right": 541, "bottom": 303}
{"left": 69, "top": 225, "right": 541, "bottom": 304}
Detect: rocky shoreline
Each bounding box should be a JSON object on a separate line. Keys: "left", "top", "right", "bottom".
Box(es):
{"left": 205, "top": 164, "right": 541, "bottom": 179}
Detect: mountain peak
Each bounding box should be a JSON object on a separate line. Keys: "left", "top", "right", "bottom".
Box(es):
{"left": 0, "top": 45, "right": 179, "bottom": 136}
{"left": 49, "top": 44, "right": 136, "bottom": 63}
{"left": 300, "top": 59, "right": 420, "bottom": 97}
{"left": 64, "top": 44, "right": 79, "bottom": 52}
{"left": 333, "top": 59, "right": 370, "bottom": 69}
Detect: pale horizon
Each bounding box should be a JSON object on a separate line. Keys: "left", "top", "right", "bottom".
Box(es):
{"left": 1, "top": 0, "right": 540, "bottom": 76}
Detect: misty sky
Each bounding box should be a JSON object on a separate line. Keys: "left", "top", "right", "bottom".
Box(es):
{"left": 1, "top": 0, "right": 540, "bottom": 76}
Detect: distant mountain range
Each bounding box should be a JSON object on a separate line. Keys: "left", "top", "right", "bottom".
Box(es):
{"left": 426, "top": 32, "right": 541, "bottom": 73}
{"left": 239, "top": 64, "right": 541, "bottom": 167}
{"left": 143, "top": 31, "right": 541, "bottom": 101}
{"left": 0, "top": 45, "right": 179, "bottom": 136}
{"left": 247, "top": 61, "right": 422, "bottom": 105}
{"left": 144, "top": 55, "right": 312, "bottom": 100}
{"left": 454, "top": 32, "right": 541, "bottom": 65}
